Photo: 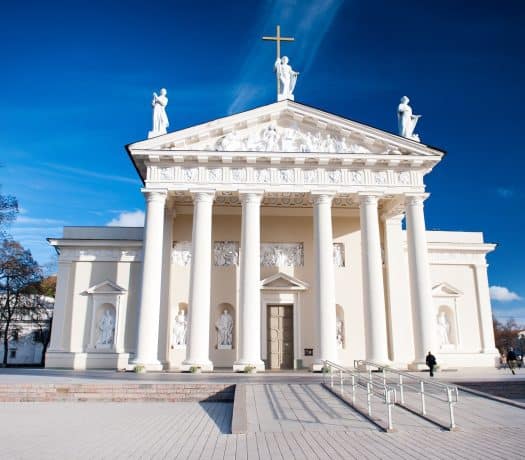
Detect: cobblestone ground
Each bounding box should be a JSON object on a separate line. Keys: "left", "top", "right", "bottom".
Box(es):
{"left": 1, "top": 383, "right": 525, "bottom": 459}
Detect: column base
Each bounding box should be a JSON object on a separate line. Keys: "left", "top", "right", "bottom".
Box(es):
{"left": 180, "top": 360, "right": 214, "bottom": 372}
{"left": 129, "top": 358, "right": 163, "bottom": 372}
{"left": 311, "top": 362, "right": 325, "bottom": 372}
{"left": 233, "top": 360, "right": 265, "bottom": 372}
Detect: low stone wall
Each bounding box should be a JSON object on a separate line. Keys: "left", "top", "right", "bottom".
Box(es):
{"left": 0, "top": 383, "right": 235, "bottom": 402}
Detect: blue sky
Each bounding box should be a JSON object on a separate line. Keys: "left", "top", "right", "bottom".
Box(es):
{"left": 1, "top": 0, "right": 524, "bottom": 322}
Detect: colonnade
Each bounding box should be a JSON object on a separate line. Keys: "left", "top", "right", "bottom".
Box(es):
{"left": 132, "top": 189, "right": 435, "bottom": 370}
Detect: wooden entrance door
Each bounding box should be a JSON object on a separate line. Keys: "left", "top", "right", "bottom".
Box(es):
{"left": 267, "top": 304, "right": 294, "bottom": 370}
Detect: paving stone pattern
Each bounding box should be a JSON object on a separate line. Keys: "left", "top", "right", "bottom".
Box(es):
{"left": 0, "top": 383, "right": 524, "bottom": 459}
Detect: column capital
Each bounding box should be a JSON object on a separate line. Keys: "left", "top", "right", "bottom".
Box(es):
{"left": 358, "top": 193, "right": 383, "bottom": 206}
{"left": 141, "top": 189, "right": 168, "bottom": 203}
{"left": 311, "top": 191, "right": 335, "bottom": 206}
{"left": 405, "top": 193, "right": 430, "bottom": 206}
{"left": 238, "top": 190, "right": 264, "bottom": 204}
{"left": 190, "top": 189, "right": 215, "bottom": 203}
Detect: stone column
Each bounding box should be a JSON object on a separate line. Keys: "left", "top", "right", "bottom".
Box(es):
{"left": 473, "top": 263, "right": 499, "bottom": 353}
{"left": 405, "top": 194, "right": 435, "bottom": 367}
{"left": 132, "top": 189, "right": 167, "bottom": 370}
{"left": 234, "top": 191, "right": 265, "bottom": 371}
{"left": 182, "top": 190, "right": 215, "bottom": 371}
{"left": 47, "top": 260, "right": 73, "bottom": 352}
{"left": 312, "top": 192, "right": 337, "bottom": 369}
{"left": 359, "top": 194, "right": 389, "bottom": 364}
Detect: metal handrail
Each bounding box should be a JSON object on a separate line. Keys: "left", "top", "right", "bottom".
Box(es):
{"left": 353, "top": 359, "right": 459, "bottom": 430}
{"left": 322, "top": 360, "right": 397, "bottom": 431}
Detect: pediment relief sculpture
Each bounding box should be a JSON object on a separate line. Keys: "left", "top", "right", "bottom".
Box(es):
{"left": 214, "top": 124, "right": 371, "bottom": 154}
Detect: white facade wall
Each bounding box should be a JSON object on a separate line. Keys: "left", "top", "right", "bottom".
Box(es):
{"left": 46, "top": 220, "right": 498, "bottom": 370}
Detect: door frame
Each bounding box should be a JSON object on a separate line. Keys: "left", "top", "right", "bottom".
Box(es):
{"left": 260, "top": 292, "right": 302, "bottom": 368}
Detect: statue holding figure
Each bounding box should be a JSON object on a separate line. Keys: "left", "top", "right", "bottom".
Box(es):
{"left": 275, "top": 56, "right": 299, "bottom": 101}
{"left": 437, "top": 311, "right": 451, "bottom": 346}
{"left": 397, "top": 96, "right": 421, "bottom": 142}
{"left": 216, "top": 310, "right": 233, "bottom": 349}
{"left": 148, "top": 88, "right": 169, "bottom": 138}
{"left": 172, "top": 309, "right": 187, "bottom": 348}
{"left": 96, "top": 309, "right": 115, "bottom": 346}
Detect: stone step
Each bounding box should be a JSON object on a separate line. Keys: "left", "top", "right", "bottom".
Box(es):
{"left": 0, "top": 383, "right": 235, "bottom": 402}
{"left": 457, "top": 381, "right": 525, "bottom": 400}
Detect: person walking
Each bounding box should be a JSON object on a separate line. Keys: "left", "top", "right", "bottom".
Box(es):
{"left": 426, "top": 351, "right": 437, "bottom": 377}
{"left": 507, "top": 348, "right": 518, "bottom": 375}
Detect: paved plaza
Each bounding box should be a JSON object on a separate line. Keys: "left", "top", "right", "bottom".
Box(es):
{"left": 0, "top": 367, "right": 524, "bottom": 459}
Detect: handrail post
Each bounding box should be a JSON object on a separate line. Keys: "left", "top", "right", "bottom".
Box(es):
{"left": 447, "top": 387, "right": 456, "bottom": 430}
{"left": 367, "top": 382, "right": 372, "bottom": 416}
{"left": 399, "top": 374, "right": 405, "bottom": 405}
{"left": 382, "top": 368, "right": 387, "bottom": 387}
{"left": 330, "top": 365, "right": 334, "bottom": 388}
{"left": 351, "top": 374, "right": 356, "bottom": 404}
{"left": 340, "top": 370, "right": 344, "bottom": 395}
{"left": 420, "top": 381, "right": 426, "bottom": 415}
{"left": 386, "top": 389, "right": 395, "bottom": 431}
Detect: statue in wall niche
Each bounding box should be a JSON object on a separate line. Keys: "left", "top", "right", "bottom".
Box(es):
{"left": 437, "top": 311, "right": 451, "bottom": 346}
{"left": 397, "top": 96, "right": 421, "bottom": 142}
{"left": 275, "top": 56, "right": 299, "bottom": 101}
{"left": 216, "top": 310, "right": 233, "bottom": 349}
{"left": 148, "top": 88, "right": 169, "bottom": 138}
{"left": 336, "top": 319, "right": 344, "bottom": 349}
{"left": 172, "top": 309, "right": 187, "bottom": 347}
{"left": 96, "top": 309, "right": 115, "bottom": 346}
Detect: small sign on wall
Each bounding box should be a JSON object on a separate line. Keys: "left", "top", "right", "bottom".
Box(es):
{"left": 304, "top": 348, "right": 313, "bottom": 356}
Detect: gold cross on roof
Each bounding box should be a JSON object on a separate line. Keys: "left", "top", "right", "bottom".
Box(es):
{"left": 262, "top": 25, "right": 295, "bottom": 96}
{"left": 262, "top": 24, "right": 295, "bottom": 62}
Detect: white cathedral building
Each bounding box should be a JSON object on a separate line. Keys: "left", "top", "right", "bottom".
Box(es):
{"left": 46, "top": 95, "right": 499, "bottom": 371}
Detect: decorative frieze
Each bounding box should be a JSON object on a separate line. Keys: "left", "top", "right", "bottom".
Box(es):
{"left": 231, "top": 168, "right": 247, "bottom": 183}
{"left": 148, "top": 164, "right": 421, "bottom": 189}
{"left": 261, "top": 243, "right": 304, "bottom": 267}
{"left": 174, "top": 241, "right": 347, "bottom": 267}
{"left": 213, "top": 126, "right": 373, "bottom": 154}
{"left": 213, "top": 241, "right": 239, "bottom": 266}
{"left": 60, "top": 248, "right": 141, "bottom": 262}
{"left": 207, "top": 168, "right": 223, "bottom": 183}
{"left": 172, "top": 241, "right": 192, "bottom": 266}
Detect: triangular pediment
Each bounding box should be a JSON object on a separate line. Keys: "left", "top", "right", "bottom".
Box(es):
{"left": 85, "top": 280, "right": 126, "bottom": 295}
{"left": 432, "top": 282, "right": 463, "bottom": 297}
{"left": 128, "top": 100, "right": 443, "bottom": 158}
{"left": 260, "top": 272, "right": 309, "bottom": 291}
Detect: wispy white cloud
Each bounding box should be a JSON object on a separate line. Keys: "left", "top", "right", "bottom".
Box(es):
{"left": 490, "top": 285, "right": 522, "bottom": 302}
{"left": 16, "top": 216, "right": 66, "bottom": 225}
{"left": 42, "top": 163, "right": 140, "bottom": 185}
{"left": 228, "top": 0, "right": 344, "bottom": 114}
{"left": 106, "top": 210, "right": 145, "bottom": 227}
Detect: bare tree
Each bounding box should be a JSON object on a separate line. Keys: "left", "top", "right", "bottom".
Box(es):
{"left": 0, "top": 240, "right": 42, "bottom": 366}
{"left": 0, "top": 188, "right": 18, "bottom": 238}
{"left": 493, "top": 316, "right": 523, "bottom": 353}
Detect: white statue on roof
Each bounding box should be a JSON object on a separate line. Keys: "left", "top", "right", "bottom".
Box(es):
{"left": 397, "top": 96, "right": 421, "bottom": 142}
{"left": 148, "top": 88, "right": 169, "bottom": 138}
{"left": 275, "top": 56, "right": 299, "bottom": 101}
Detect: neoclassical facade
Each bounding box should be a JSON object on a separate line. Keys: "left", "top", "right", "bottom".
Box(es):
{"left": 46, "top": 100, "right": 499, "bottom": 370}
